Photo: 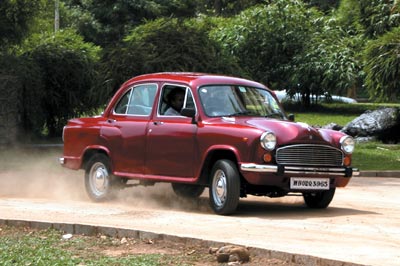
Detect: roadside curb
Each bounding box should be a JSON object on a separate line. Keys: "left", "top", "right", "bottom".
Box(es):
{"left": 360, "top": 171, "right": 400, "bottom": 178}
{"left": 0, "top": 218, "right": 363, "bottom": 266}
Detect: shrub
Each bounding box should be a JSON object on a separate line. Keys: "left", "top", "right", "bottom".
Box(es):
{"left": 21, "top": 30, "right": 101, "bottom": 137}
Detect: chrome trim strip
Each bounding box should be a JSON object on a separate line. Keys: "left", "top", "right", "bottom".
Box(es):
{"left": 240, "top": 164, "right": 278, "bottom": 173}
{"left": 240, "top": 163, "right": 359, "bottom": 177}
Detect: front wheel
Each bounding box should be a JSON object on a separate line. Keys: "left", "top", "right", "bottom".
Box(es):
{"left": 303, "top": 188, "right": 336, "bottom": 208}
{"left": 85, "top": 153, "right": 118, "bottom": 201}
{"left": 209, "top": 160, "right": 240, "bottom": 215}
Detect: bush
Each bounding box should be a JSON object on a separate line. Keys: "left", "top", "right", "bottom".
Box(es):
{"left": 21, "top": 30, "right": 101, "bottom": 137}
{"left": 101, "top": 17, "right": 244, "bottom": 93}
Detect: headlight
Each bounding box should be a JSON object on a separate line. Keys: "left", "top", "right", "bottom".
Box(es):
{"left": 260, "top": 132, "right": 276, "bottom": 151}
{"left": 340, "top": 136, "right": 355, "bottom": 154}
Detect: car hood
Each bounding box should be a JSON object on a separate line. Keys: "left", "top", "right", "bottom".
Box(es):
{"left": 244, "top": 118, "right": 337, "bottom": 145}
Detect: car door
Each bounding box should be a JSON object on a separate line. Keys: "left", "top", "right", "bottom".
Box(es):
{"left": 145, "top": 84, "right": 197, "bottom": 178}
{"left": 101, "top": 83, "right": 157, "bottom": 175}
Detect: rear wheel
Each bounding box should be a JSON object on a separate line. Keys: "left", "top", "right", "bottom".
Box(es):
{"left": 303, "top": 188, "right": 336, "bottom": 208}
{"left": 172, "top": 183, "right": 205, "bottom": 198}
{"left": 85, "top": 153, "right": 118, "bottom": 201}
{"left": 209, "top": 159, "right": 240, "bottom": 215}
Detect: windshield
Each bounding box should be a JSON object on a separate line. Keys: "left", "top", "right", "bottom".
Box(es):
{"left": 199, "top": 85, "right": 285, "bottom": 119}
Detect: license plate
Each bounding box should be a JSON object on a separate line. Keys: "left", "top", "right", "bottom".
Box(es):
{"left": 290, "top": 178, "right": 330, "bottom": 190}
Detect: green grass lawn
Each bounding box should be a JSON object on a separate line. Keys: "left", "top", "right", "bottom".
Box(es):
{"left": 352, "top": 142, "right": 400, "bottom": 171}
{"left": 293, "top": 112, "right": 358, "bottom": 127}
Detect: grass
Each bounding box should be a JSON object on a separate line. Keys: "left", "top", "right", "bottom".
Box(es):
{"left": 0, "top": 226, "right": 207, "bottom": 266}
{"left": 293, "top": 112, "right": 358, "bottom": 127}
{"left": 0, "top": 226, "right": 284, "bottom": 266}
{"left": 352, "top": 142, "right": 400, "bottom": 171}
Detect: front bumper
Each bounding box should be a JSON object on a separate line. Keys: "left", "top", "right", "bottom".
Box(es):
{"left": 240, "top": 163, "right": 359, "bottom": 177}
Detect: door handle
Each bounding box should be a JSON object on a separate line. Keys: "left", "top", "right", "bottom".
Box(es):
{"left": 153, "top": 121, "right": 164, "bottom": 125}
{"left": 107, "top": 119, "right": 116, "bottom": 123}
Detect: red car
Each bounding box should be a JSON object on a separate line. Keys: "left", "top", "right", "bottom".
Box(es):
{"left": 60, "top": 72, "right": 359, "bottom": 215}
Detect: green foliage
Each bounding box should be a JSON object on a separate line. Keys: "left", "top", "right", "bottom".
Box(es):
{"left": 211, "top": 0, "right": 321, "bottom": 88}
{"left": 0, "top": 0, "right": 43, "bottom": 48}
{"left": 103, "top": 17, "right": 244, "bottom": 93}
{"left": 290, "top": 17, "right": 363, "bottom": 106}
{"left": 196, "top": 0, "right": 265, "bottom": 16}
{"left": 304, "top": 0, "right": 340, "bottom": 12}
{"left": 63, "top": 0, "right": 198, "bottom": 46}
{"left": 335, "top": 0, "right": 363, "bottom": 34}
{"left": 363, "top": 26, "right": 400, "bottom": 102}
{"left": 21, "top": 30, "right": 101, "bottom": 137}
{"left": 359, "top": 0, "right": 400, "bottom": 38}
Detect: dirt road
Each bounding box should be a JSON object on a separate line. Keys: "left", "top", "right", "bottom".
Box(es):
{"left": 0, "top": 148, "right": 399, "bottom": 266}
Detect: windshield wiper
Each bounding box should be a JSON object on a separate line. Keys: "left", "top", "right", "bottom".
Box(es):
{"left": 265, "top": 112, "right": 283, "bottom": 119}
{"left": 226, "top": 111, "right": 252, "bottom": 116}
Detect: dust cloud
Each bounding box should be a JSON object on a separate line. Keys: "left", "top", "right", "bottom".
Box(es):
{"left": 0, "top": 147, "right": 86, "bottom": 201}
{"left": 0, "top": 147, "right": 211, "bottom": 213}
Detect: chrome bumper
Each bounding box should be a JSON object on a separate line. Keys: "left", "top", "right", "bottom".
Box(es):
{"left": 240, "top": 163, "right": 359, "bottom": 177}
{"left": 59, "top": 157, "right": 65, "bottom": 165}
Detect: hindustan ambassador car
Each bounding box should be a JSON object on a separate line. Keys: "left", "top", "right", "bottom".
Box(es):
{"left": 60, "top": 72, "right": 359, "bottom": 215}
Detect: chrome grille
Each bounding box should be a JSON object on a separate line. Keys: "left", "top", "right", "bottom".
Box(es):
{"left": 276, "top": 144, "right": 343, "bottom": 166}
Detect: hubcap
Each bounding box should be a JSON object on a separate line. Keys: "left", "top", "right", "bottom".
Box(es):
{"left": 212, "top": 169, "right": 227, "bottom": 207}
{"left": 90, "top": 162, "right": 109, "bottom": 196}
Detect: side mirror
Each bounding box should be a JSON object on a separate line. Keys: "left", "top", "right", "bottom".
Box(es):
{"left": 180, "top": 108, "right": 197, "bottom": 125}
{"left": 288, "top": 114, "right": 295, "bottom": 122}
{"left": 180, "top": 108, "right": 196, "bottom": 118}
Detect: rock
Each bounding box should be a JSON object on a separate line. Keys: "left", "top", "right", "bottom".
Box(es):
{"left": 342, "top": 107, "right": 400, "bottom": 143}
{"left": 209, "top": 245, "right": 250, "bottom": 263}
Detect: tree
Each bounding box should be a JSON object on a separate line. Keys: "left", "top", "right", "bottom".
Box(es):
{"left": 303, "top": 0, "right": 340, "bottom": 12}
{"left": 363, "top": 26, "right": 400, "bottom": 102}
{"left": 196, "top": 0, "right": 265, "bottom": 16}
{"left": 290, "top": 19, "right": 363, "bottom": 106}
{"left": 359, "top": 0, "right": 400, "bottom": 38}
{"left": 102, "top": 17, "right": 244, "bottom": 94}
{"left": 211, "top": 0, "right": 320, "bottom": 89}
{"left": 0, "top": 0, "right": 42, "bottom": 48}
{"left": 63, "top": 0, "right": 198, "bottom": 46}
{"left": 21, "top": 30, "right": 101, "bottom": 137}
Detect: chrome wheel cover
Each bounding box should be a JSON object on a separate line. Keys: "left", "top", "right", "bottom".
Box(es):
{"left": 212, "top": 169, "right": 227, "bottom": 207}
{"left": 89, "top": 162, "right": 109, "bottom": 197}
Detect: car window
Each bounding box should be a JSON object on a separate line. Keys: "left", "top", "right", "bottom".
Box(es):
{"left": 199, "top": 85, "right": 284, "bottom": 118}
{"left": 114, "top": 84, "right": 157, "bottom": 116}
{"left": 159, "top": 85, "right": 195, "bottom": 116}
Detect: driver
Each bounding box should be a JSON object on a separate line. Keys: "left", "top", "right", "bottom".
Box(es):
{"left": 165, "top": 88, "right": 185, "bottom": 115}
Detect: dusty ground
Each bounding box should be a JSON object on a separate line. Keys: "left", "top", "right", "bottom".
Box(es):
{"left": 0, "top": 148, "right": 298, "bottom": 265}
{"left": 0, "top": 148, "right": 399, "bottom": 266}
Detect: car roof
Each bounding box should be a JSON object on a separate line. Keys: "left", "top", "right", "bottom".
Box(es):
{"left": 122, "top": 72, "right": 267, "bottom": 89}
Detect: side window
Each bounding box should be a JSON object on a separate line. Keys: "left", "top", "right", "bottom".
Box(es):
{"left": 114, "top": 84, "right": 157, "bottom": 116}
{"left": 114, "top": 90, "right": 131, "bottom": 114}
{"left": 159, "top": 85, "right": 195, "bottom": 116}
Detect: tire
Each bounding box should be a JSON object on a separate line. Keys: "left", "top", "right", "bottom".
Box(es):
{"left": 303, "top": 188, "right": 336, "bottom": 209}
{"left": 84, "top": 153, "right": 118, "bottom": 201}
{"left": 209, "top": 159, "right": 240, "bottom": 215}
{"left": 172, "top": 183, "right": 205, "bottom": 198}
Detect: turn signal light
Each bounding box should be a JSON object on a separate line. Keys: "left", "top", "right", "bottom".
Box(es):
{"left": 343, "top": 156, "right": 351, "bottom": 166}
{"left": 263, "top": 153, "right": 273, "bottom": 163}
